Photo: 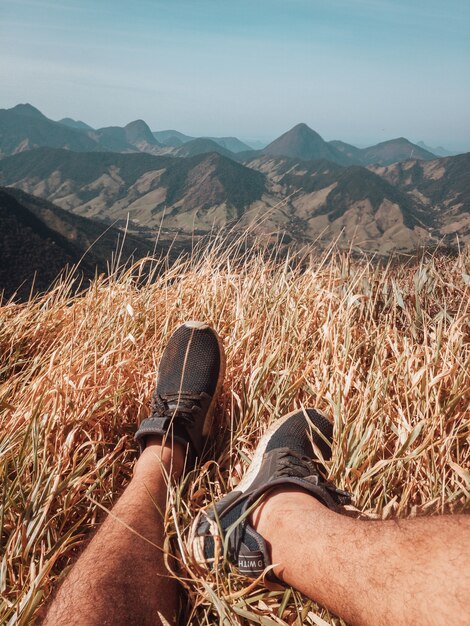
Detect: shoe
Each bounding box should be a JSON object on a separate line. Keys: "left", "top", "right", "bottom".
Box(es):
{"left": 193, "top": 408, "right": 351, "bottom": 578}
{"left": 135, "top": 321, "right": 225, "bottom": 463}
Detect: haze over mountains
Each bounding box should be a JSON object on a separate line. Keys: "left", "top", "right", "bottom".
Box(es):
{"left": 416, "top": 141, "right": 456, "bottom": 158}
{"left": 152, "top": 130, "right": 253, "bottom": 153}
{"left": 1, "top": 102, "right": 469, "bottom": 298}
{"left": 0, "top": 103, "right": 458, "bottom": 166}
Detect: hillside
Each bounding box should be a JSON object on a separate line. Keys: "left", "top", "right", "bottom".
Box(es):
{"left": 153, "top": 129, "right": 194, "bottom": 145}
{"left": 0, "top": 187, "right": 93, "bottom": 300}
{"left": 329, "top": 138, "right": 437, "bottom": 166}
{"left": 0, "top": 148, "right": 267, "bottom": 231}
{"left": 1, "top": 147, "right": 468, "bottom": 252}
{"left": 370, "top": 152, "right": 470, "bottom": 202}
{"left": 124, "top": 119, "right": 161, "bottom": 148}
{"left": 329, "top": 140, "right": 365, "bottom": 163}
{"left": 0, "top": 187, "right": 178, "bottom": 300}
{"left": 417, "top": 141, "right": 454, "bottom": 157}
{"left": 245, "top": 153, "right": 469, "bottom": 251}
{"left": 90, "top": 119, "right": 162, "bottom": 153}
{"left": 370, "top": 153, "right": 470, "bottom": 244}
{"left": 206, "top": 136, "right": 253, "bottom": 153}
{"left": 275, "top": 160, "right": 432, "bottom": 252}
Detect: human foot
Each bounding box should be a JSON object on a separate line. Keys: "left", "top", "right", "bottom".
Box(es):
{"left": 193, "top": 408, "right": 351, "bottom": 578}
{"left": 135, "top": 321, "right": 225, "bottom": 465}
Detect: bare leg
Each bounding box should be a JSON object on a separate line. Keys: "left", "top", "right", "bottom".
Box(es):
{"left": 43, "top": 438, "right": 184, "bottom": 626}
{"left": 252, "top": 490, "right": 470, "bottom": 626}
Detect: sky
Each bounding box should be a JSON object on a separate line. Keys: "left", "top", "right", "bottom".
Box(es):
{"left": 1, "top": 0, "right": 470, "bottom": 150}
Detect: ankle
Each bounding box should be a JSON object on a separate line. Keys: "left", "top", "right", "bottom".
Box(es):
{"left": 248, "top": 488, "right": 334, "bottom": 581}
{"left": 251, "top": 487, "right": 328, "bottom": 538}
{"left": 135, "top": 437, "right": 186, "bottom": 479}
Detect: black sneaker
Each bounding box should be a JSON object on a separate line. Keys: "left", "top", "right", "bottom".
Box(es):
{"left": 193, "top": 408, "right": 351, "bottom": 578}
{"left": 135, "top": 321, "right": 225, "bottom": 463}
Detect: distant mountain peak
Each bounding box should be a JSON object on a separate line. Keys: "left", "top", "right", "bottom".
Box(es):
{"left": 153, "top": 129, "right": 195, "bottom": 146}
{"left": 290, "top": 122, "right": 321, "bottom": 136}
{"left": 124, "top": 119, "right": 159, "bottom": 145}
{"left": 9, "top": 103, "right": 47, "bottom": 119}
{"left": 59, "top": 117, "right": 93, "bottom": 131}
{"left": 125, "top": 118, "right": 151, "bottom": 130}
{"left": 293, "top": 122, "right": 309, "bottom": 130}
{"left": 175, "top": 137, "right": 234, "bottom": 159}
{"left": 361, "top": 137, "right": 436, "bottom": 165}
{"left": 263, "top": 123, "right": 351, "bottom": 165}
{"left": 417, "top": 141, "right": 454, "bottom": 157}
{"left": 373, "top": 137, "right": 412, "bottom": 147}
{"left": 205, "top": 136, "right": 253, "bottom": 153}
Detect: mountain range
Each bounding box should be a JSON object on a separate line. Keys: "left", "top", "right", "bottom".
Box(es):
{"left": 1, "top": 104, "right": 461, "bottom": 166}
{"left": 57, "top": 114, "right": 253, "bottom": 153}
{"left": 259, "top": 124, "right": 437, "bottom": 166}
{"left": 0, "top": 148, "right": 265, "bottom": 231}
{"left": 1, "top": 102, "right": 468, "bottom": 299}
{"left": 1, "top": 146, "right": 468, "bottom": 255}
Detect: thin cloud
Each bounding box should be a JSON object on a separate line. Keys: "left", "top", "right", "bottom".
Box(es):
{"left": 3, "top": 0, "right": 90, "bottom": 11}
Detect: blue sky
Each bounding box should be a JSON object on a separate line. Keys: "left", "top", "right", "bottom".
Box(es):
{"left": 1, "top": 0, "right": 469, "bottom": 150}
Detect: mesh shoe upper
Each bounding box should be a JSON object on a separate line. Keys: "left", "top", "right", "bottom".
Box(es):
{"left": 155, "top": 323, "right": 221, "bottom": 398}
{"left": 265, "top": 408, "right": 333, "bottom": 459}
{"left": 135, "top": 321, "right": 224, "bottom": 460}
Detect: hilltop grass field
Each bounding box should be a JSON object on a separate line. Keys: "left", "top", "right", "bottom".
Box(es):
{"left": 1, "top": 239, "right": 469, "bottom": 625}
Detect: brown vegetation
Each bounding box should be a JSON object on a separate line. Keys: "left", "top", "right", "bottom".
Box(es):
{"left": 1, "top": 239, "right": 469, "bottom": 624}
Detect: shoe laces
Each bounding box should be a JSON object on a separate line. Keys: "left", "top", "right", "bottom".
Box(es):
{"left": 275, "top": 448, "right": 326, "bottom": 482}
{"left": 273, "top": 447, "right": 352, "bottom": 504}
{"left": 273, "top": 447, "right": 324, "bottom": 480}
{"left": 151, "top": 392, "right": 203, "bottom": 427}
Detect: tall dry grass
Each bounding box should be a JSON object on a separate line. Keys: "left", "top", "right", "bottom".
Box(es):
{"left": 1, "top": 238, "right": 469, "bottom": 625}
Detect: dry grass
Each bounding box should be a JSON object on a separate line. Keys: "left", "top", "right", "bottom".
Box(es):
{"left": 1, "top": 238, "right": 469, "bottom": 625}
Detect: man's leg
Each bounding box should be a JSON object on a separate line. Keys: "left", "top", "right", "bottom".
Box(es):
{"left": 43, "top": 438, "right": 184, "bottom": 626}
{"left": 195, "top": 409, "right": 470, "bottom": 626}
{"left": 44, "top": 320, "right": 225, "bottom": 625}
{"left": 253, "top": 489, "right": 470, "bottom": 626}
